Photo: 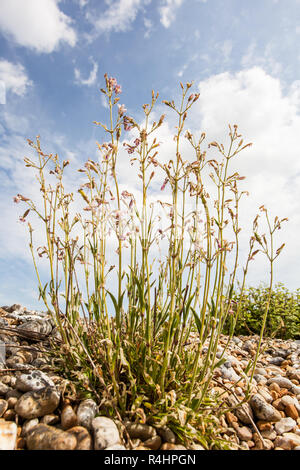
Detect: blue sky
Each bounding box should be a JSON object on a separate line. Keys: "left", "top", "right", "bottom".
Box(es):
{"left": 1, "top": 0, "right": 300, "bottom": 309}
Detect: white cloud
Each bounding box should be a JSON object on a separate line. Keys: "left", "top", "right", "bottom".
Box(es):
{"left": 220, "top": 40, "right": 233, "bottom": 62}
{"left": 159, "top": 0, "right": 184, "bottom": 28}
{"left": 74, "top": 58, "right": 98, "bottom": 87}
{"left": 0, "top": 59, "right": 32, "bottom": 96}
{"left": 87, "top": 0, "right": 144, "bottom": 34}
{"left": 190, "top": 67, "right": 300, "bottom": 287}
{"left": 143, "top": 17, "right": 153, "bottom": 38}
{"left": 0, "top": 0, "right": 77, "bottom": 53}
{"left": 241, "top": 41, "right": 282, "bottom": 76}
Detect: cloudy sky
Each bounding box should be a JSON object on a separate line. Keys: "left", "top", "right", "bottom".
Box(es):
{"left": 0, "top": 0, "right": 300, "bottom": 310}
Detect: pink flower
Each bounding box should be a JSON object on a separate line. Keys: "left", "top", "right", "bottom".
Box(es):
{"left": 118, "top": 104, "right": 127, "bottom": 116}
{"left": 108, "top": 77, "right": 117, "bottom": 89}
{"left": 161, "top": 178, "right": 168, "bottom": 191}
{"left": 115, "top": 84, "right": 122, "bottom": 94}
{"left": 13, "top": 196, "right": 21, "bottom": 203}
{"left": 134, "top": 138, "right": 141, "bottom": 146}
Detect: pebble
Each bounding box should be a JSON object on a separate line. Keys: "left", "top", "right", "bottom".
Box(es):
{"left": 92, "top": 417, "right": 121, "bottom": 450}
{"left": 236, "top": 426, "right": 253, "bottom": 441}
{"left": 0, "top": 382, "right": 10, "bottom": 396}
{"left": 0, "top": 419, "right": 17, "bottom": 450}
{"left": 21, "top": 418, "right": 39, "bottom": 437}
{"left": 156, "top": 426, "right": 176, "bottom": 443}
{"left": 250, "top": 394, "right": 282, "bottom": 422}
{"left": 26, "top": 424, "right": 77, "bottom": 450}
{"left": 275, "top": 418, "right": 297, "bottom": 435}
{"left": 77, "top": 399, "right": 97, "bottom": 430}
{"left": 15, "top": 387, "right": 60, "bottom": 419}
{"left": 0, "top": 399, "right": 8, "bottom": 418}
{"left": 143, "top": 435, "right": 162, "bottom": 450}
{"left": 160, "top": 443, "right": 186, "bottom": 450}
{"left": 106, "top": 444, "right": 127, "bottom": 450}
{"left": 15, "top": 370, "right": 55, "bottom": 392}
{"left": 267, "top": 377, "right": 294, "bottom": 390}
{"left": 125, "top": 422, "right": 157, "bottom": 441}
{"left": 67, "top": 426, "right": 92, "bottom": 450}
{"left": 61, "top": 405, "right": 78, "bottom": 430}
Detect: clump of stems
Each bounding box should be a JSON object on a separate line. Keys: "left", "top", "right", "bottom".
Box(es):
{"left": 14, "top": 76, "right": 287, "bottom": 448}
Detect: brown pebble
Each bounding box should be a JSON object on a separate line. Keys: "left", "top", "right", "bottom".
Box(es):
{"left": 269, "top": 383, "right": 281, "bottom": 393}
{"left": 272, "top": 398, "right": 285, "bottom": 411}
{"left": 40, "top": 414, "right": 59, "bottom": 425}
{"left": 7, "top": 397, "right": 18, "bottom": 409}
{"left": 0, "top": 399, "right": 8, "bottom": 418}
{"left": 285, "top": 404, "right": 299, "bottom": 420}
{"left": 3, "top": 409, "right": 16, "bottom": 421}
{"left": 143, "top": 435, "right": 162, "bottom": 450}
{"left": 257, "top": 421, "right": 272, "bottom": 432}
{"left": 16, "top": 437, "right": 26, "bottom": 449}
{"left": 26, "top": 424, "right": 77, "bottom": 450}
{"left": 160, "top": 443, "right": 186, "bottom": 450}
{"left": 61, "top": 405, "right": 78, "bottom": 430}
{"left": 67, "top": 426, "right": 92, "bottom": 450}
{"left": 271, "top": 391, "right": 279, "bottom": 401}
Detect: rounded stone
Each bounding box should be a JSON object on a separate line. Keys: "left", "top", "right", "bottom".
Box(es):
{"left": 92, "top": 416, "right": 121, "bottom": 450}
{"left": 15, "top": 370, "right": 55, "bottom": 392}
{"left": 236, "top": 426, "right": 253, "bottom": 441}
{"left": 143, "top": 435, "right": 162, "bottom": 450}
{"left": 76, "top": 399, "right": 97, "bottom": 430}
{"left": 26, "top": 424, "right": 77, "bottom": 450}
{"left": 106, "top": 444, "right": 126, "bottom": 450}
{"left": 156, "top": 426, "right": 176, "bottom": 443}
{"left": 125, "top": 422, "right": 157, "bottom": 441}
{"left": 67, "top": 426, "right": 92, "bottom": 450}
{"left": 267, "top": 377, "right": 294, "bottom": 390}
{"left": 61, "top": 405, "right": 78, "bottom": 430}
{"left": 160, "top": 443, "right": 186, "bottom": 450}
{"left": 275, "top": 417, "right": 297, "bottom": 435}
{"left": 15, "top": 387, "right": 60, "bottom": 419}
{"left": 250, "top": 394, "right": 282, "bottom": 422}
{"left": 0, "top": 419, "right": 17, "bottom": 450}
{"left": 21, "top": 418, "right": 39, "bottom": 437}
{"left": 0, "top": 400, "right": 8, "bottom": 418}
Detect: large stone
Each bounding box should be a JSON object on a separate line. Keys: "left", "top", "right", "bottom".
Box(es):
{"left": 0, "top": 419, "right": 17, "bottom": 450}
{"left": 26, "top": 424, "right": 77, "bottom": 450}
{"left": 143, "top": 435, "right": 162, "bottom": 450}
{"left": 0, "top": 382, "right": 10, "bottom": 396}
{"left": 156, "top": 426, "right": 176, "bottom": 443}
{"left": 92, "top": 417, "right": 121, "bottom": 450}
{"left": 250, "top": 394, "right": 282, "bottom": 422}
{"left": 267, "top": 377, "right": 294, "bottom": 390}
{"left": 15, "top": 387, "right": 60, "bottom": 419}
{"left": 21, "top": 418, "right": 39, "bottom": 437}
{"left": 125, "top": 422, "right": 157, "bottom": 441}
{"left": 227, "top": 395, "right": 254, "bottom": 425}
{"left": 274, "top": 433, "right": 300, "bottom": 450}
{"left": 17, "top": 319, "right": 53, "bottom": 336}
{"left": 15, "top": 370, "right": 55, "bottom": 392}
{"left": 0, "top": 399, "right": 8, "bottom": 418}
{"left": 236, "top": 426, "right": 253, "bottom": 441}
{"left": 61, "top": 405, "right": 78, "bottom": 430}
{"left": 275, "top": 417, "right": 297, "bottom": 435}
{"left": 67, "top": 426, "right": 92, "bottom": 450}
{"left": 76, "top": 399, "right": 97, "bottom": 430}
